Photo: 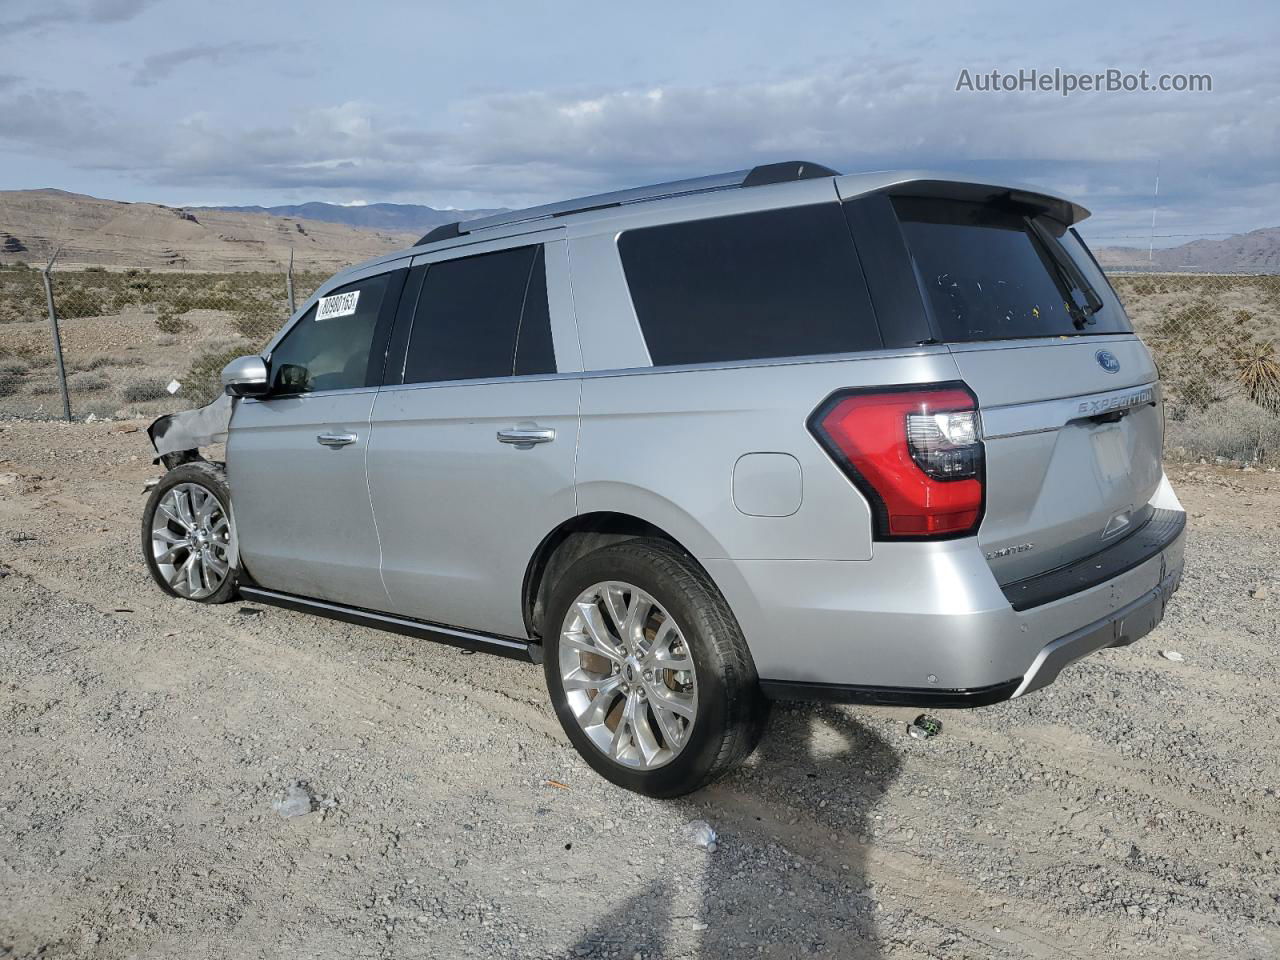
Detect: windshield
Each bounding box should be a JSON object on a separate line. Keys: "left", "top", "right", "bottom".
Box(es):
{"left": 893, "top": 196, "right": 1132, "bottom": 342}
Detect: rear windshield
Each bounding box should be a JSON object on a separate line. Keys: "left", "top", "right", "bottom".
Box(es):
{"left": 893, "top": 197, "right": 1131, "bottom": 342}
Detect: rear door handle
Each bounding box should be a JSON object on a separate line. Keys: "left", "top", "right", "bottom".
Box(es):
{"left": 496, "top": 427, "right": 555, "bottom": 446}
{"left": 317, "top": 432, "right": 358, "bottom": 447}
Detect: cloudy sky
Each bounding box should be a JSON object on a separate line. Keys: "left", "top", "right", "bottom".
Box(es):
{"left": 0, "top": 0, "right": 1275, "bottom": 244}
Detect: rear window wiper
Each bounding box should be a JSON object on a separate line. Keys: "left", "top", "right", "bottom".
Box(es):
{"left": 1027, "top": 219, "right": 1104, "bottom": 327}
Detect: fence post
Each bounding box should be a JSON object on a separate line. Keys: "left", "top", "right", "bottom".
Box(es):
{"left": 40, "top": 250, "right": 72, "bottom": 421}
{"left": 286, "top": 247, "right": 296, "bottom": 316}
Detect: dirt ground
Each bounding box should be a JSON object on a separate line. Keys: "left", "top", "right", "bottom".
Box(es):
{"left": 1, "top": 417, "right": 1277, "bottom": 960}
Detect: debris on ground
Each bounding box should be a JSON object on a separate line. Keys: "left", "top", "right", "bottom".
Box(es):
{"left": 685, "top": 820, "right": 718, "bottom": 852}
{"left": 907, "top": 714, "right": 943, "bottom": 740}
{"left": 272, "top": 783, "right": 314, "bottom": 818}
{"left": 1249, "top": 585, "right": 1269, "bottom": 600}
{"left": 237, "top": 607, "right": 263, "bottom": 618}
{"left": 544, "top": 779, "right": 570, "bottom": 790}
{"left": 1160, "top": 650, "right": 1186, "bottom": 662}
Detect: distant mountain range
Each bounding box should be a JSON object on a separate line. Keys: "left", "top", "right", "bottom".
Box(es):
{"left": 1094, "top": 226, "right": 1280, "bottom": 273}
{"left": 192, "top": 201, "right": 507, "bottom": 236}
{"left": 4, "top": 187, "right": 1278, "bottom": 276}
{"left": 0, "top": 189, "right": 417, "bottom": 272}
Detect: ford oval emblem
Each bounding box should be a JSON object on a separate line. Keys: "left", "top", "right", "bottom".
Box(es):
{"left": 1096, "top": 349, "right": 1121, "bottom": 374}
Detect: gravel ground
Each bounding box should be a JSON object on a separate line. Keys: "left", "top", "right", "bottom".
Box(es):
{"left": 1, "top": 417, "right": 1277, "bottom": 960}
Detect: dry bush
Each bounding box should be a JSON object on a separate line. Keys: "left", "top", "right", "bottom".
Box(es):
{"left": 155, "top": 311, "right": 192, "bottom": 335}
{"left": 120, "top": 377, "right": 172, "bottom": 404}
{"left": 66, "top": 370, "right": 110, "bottom": 391}
{"left": 1167, "top": 396, "right": 1280, "bottom": 464}
{"left": 73, "top": 354, "right": 144, "bottom": 372}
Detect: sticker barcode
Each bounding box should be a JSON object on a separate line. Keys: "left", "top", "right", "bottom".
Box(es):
{"left": 316, "top": 290, "right": 360, "bottom": 321}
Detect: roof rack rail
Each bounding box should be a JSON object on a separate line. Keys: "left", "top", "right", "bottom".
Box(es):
{"left": 413, "top": 160, "right": 840, "bottom": 246}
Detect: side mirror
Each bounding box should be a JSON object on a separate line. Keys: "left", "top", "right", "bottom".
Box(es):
{"left": 221, "top": 355, "right": 270, "bottom": 397}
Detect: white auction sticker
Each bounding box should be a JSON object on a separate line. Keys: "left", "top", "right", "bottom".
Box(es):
{"left": 316, "top": 290, "right": 359, "bottom": 321}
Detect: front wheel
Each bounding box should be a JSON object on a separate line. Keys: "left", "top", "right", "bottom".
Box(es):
{"left": 141, "top": 461, "right": 238, "bottom": 604}
{"left": 543, "top": 538, "right": 767, "bottom": 797}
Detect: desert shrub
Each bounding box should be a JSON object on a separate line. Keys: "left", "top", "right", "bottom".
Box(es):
{"left": 28, "top": 381, "right": 58, "bottom": 395}
{"left": 185, "top": 343, "right": 251, "bottom": 406}
{"left": 231, "top": 303, "right": 283, "bottom": 343}
{"left": 0, "top": 358, "right": 29, "bottom": 377}
{"left": 3, "top": 345, "right": 53, "bottom": 369}
{"left": 66, "top": 370, "right": 110, "bottom": 391}
{"left": 0, "top": 378, "right": 18, "bottom": 397}
{"left": 74, "top": 354, "right": 141, "bottom": 372}
{"left": 119, "top": 377, "right": 171, "bottom": 404}
{"left": 155, "top": 311, "right": 191, "bottom": 335}
{"left": 1166, "top": 396, "right": 1280, "bottom": 464}
{"left": 55, "top": 289, "right": 106, "bottom": 319}
{"left": 155, "top": 334, "right": 180, "bottom": 347}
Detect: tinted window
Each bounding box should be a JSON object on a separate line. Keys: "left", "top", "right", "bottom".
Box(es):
{"left": 619, "top": 203, "right": 882, "bottom": 366}
{"left": 269, "top": 272, "right": 391, "bottom": 394}
{"left": 893, "top": 197, "right": 1131, "bottom": 341}
{"left": 404, "top": 244, "right": 555, "bottom": 384}
{"left": 514, "top": 246, "right": 556, "bottom": 377}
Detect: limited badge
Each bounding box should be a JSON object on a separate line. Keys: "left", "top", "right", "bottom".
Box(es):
{"left": 316, "top": 290, "right": 359, "bottom": 321}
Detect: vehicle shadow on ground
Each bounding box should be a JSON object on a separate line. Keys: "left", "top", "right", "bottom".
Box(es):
{"left": 564, "top": 703, "right": 901, "bottom": 959}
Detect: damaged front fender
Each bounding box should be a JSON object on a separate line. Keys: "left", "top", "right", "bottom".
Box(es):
{"left": 147, "top": 394, "right": 235, "bottom": 467}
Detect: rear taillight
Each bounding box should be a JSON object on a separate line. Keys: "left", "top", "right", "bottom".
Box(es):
{"left": 808, "top": 384, "right": 984, "bottom": 539}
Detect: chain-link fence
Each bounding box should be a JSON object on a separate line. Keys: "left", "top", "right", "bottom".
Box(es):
{"left": 1110, "top": 271, "right": 1280, "bottom": 464}
{"left": 0, "top": 260, "right": 326, "bottom": 420}
{"left": 2, "top": 257, "right": 1279, "bottom": 464}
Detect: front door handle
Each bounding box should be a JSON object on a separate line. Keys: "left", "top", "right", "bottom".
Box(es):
{"left": 496, "top": 427, "right": 555, "bottom": 446}
{"left": 317, "top": 432, "right": 358, "bottom": 447}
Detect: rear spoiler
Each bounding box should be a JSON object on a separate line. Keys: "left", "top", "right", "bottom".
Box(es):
{"left": 836, "top": 172, "right": 1090, "bottom": 226}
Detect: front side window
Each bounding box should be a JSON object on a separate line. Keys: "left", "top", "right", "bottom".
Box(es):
{"left": 269, "top": 272, "right": 391, "bottom": 394}
{"left": 404, "top": 244, "right": 554, "bottom": 384}
{"left": 618, "top": 203, "right": 882, "bottom": 367}
{"left": 893, "top": 197, "right": 1132, "bottom": 342}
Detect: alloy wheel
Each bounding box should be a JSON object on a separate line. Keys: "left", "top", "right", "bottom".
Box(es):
{"left": 558, "top": 580, "right": 698, "bottom": 769}
{"left": 150, "top": 482, "right": 232, "bottom": 600}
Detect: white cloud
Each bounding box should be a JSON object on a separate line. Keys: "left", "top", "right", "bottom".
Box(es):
{"left": 1, "top": 48, "right": 1277, "bottom": 236}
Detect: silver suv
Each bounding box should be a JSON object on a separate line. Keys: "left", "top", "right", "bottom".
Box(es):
{"left": 142, "top": 161, "right": 1186, "bottom": 797}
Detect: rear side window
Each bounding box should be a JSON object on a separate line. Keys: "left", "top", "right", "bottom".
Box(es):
{"left": 269, "top": 272, "right": 391, "bottom": 395}
{"left": 404, "top": 244, "right": 555, "bottom": 384}
{"left": 618, "top": 203, "right": 881, "bottom": 366}
{"left": 893, "top": 197, "right": 1131, "bottom": 341}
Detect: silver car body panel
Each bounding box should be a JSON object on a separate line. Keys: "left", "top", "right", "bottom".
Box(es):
{"left": 228, "top": 387, "right": 388, "bottom": 609}
{"left": 217, "top": 166, "right": 1183, "bottom": 702}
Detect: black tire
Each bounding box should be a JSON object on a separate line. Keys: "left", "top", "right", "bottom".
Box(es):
{"left": 543, "top": 537, "right": 768, "bottom": 797}
{"left": 141, "top": 460, "right": 238, "bottom": 604}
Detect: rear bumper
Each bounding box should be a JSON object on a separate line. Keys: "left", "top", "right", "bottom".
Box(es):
{"left": 708, "top": 508, "right": 1186, "bottom": 705}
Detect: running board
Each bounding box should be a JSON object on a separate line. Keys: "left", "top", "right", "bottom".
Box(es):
{"left": 237, "top": 586, "right": 541, "bottom": 663}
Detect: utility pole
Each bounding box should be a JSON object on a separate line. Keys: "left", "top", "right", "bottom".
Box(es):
{"left": 1148, "top": 161, "right": 1160, "bottom": 265}
{"left": 286, "top": 247, "right": 296, "bottom": 315}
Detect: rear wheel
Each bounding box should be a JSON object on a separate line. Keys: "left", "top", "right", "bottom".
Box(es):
{"left": 543, "top": 538, "right": 767, "bottom": 797}
{"left": 141, "top": 461, "right": 238, "bottom": 604}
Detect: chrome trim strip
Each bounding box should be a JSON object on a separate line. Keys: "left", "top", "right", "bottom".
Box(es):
{"left": 980, "top": 382, "right": 1159, "bottom": 439}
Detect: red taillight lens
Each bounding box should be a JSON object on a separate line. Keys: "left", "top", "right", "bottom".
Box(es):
{"left": 809, "top": 384, "right": 985, "bottom": 539}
